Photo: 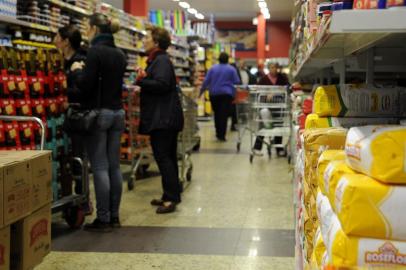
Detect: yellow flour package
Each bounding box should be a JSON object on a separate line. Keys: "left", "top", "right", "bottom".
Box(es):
{"left": 320, "top": 196, "right": 406, "bottom": 268}
{"left": 317, "top": 150, "right": 346, "bottom": 195}
{"left": 311, "top": 227, "right": 327, "bottom": 269}
{"left": 334, "top": 174, "right": 406, "bottom": 241}
{"left": 305, "top": 113, "right": 400, "bottom": 129}
{"left": 313, "top": 84, "right": 402, "bottom": 117}
{"left": 322, "top": 160, "right": 356, "bottom": 206}
{"left": 345, "top": 125, "right": 406, "bottom": 183}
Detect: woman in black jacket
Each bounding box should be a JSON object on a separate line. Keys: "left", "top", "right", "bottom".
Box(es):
{"left": 54, "top": 25, "right": 88, "bottom": 196}
{"left": 136, "top": 26, "right": 184, "bottom": 214}
{"left": 71, "top": 14, "right": 127, "bottom": 232}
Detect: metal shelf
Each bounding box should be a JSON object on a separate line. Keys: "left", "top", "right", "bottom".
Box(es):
{"left": 117, "top": 44, "right": 145, "bottom": 54}
{"left": 292, "top": 9, "right": 406, "bottom": 79}
{"left": 47, "top": 0, "right": 91, "bottom": 16}
{"left": 0, "top": 15, "right": 57, "bottom": 33}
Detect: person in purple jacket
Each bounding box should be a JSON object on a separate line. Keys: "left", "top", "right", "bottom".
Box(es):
{"left": 200, "top": 53, "right": 241, "bottom": 141}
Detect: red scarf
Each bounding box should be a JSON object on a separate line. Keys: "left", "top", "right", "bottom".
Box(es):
{"left": 147, "top": 48, "right": 165, "bottom": 64}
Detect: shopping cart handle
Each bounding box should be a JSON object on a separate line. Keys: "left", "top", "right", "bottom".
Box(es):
{"left": 0, "top": 115, "right": 46, "bottom": 150}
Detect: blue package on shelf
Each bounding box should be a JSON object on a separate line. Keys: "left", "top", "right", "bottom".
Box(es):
{"left": 45, "top": 139, "right": 57, "bottom": 160}
{"left": 52, "top": 161, "right": 60, "bottom": 201}
{"left": 47, "top": 117, "right": 57, "bottom": 139}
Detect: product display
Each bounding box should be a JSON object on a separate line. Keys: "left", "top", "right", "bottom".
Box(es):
{"left": 313, "top": 85, "right": 404, "bottom": 117}
{"left": 316, "top": 150, "right": 346, "bottom": 195}
{"left": 345, "top": 125, "right": 406, "bottom": 183}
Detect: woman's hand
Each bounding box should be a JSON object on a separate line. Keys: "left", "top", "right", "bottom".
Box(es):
{"left": 71, "top": 61, "right": 85, "bottom": 71}
{"left": 135, "top": 67, "right": 147, "bottom": 83}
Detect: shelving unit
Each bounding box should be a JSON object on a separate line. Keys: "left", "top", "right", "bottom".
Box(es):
{"left": 291, "top": 9, "right": 406, "bottom": 80}
{"left": 47, "top": 0, "right": 91, "bottom": 16}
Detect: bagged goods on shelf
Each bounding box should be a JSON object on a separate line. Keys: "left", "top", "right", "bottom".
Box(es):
{"left": 311, "top": 226, "right": 327, "bottom": 268}
{"left": 354, "top": 0, "right": 387, "bottom": 9}
{"left": 319, "top": 195, "right": 406, "bottom": 268}
{"left": 345, "top": 125, "right": 406, "bottom": 184}
{"left": 334, "top": 173, "right": 406, "bottom": 240}
{"left": 317, "top": 150, "right": 346, "bottom": 195}
{"left": 313, "top": 85, "right": 403, "bottom": 117}
{"left": 305, "top": 113, "right": 399, "bottom": 129}
{"left": 322, "top": 160, "right": 356, "bottom": 205}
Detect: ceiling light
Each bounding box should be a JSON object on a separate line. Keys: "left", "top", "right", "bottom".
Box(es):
{"left": 195, "top": 13, "right": 205, "bottom": 20}
{"left": 187, "top": 8, "right": 197, "bottom": 14}
{"left": 258, "top": 1, "right": 267, "bottom": 8}
{"left": 264, "top": 13, "right": 271, "bottom": 19}
{"left": 173, "top": 0, "right": 179, "bottom": 1}
{"left": 252, "top": 17, "right": 258, "bottom": 25}
{"left": 261, "top": 8, "right": 269, "bottom": 14}
{"left": 179, "top": 1, "right": 190, "bottom": 9}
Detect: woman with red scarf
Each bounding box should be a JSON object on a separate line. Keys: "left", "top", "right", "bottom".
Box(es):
{"left": 136, "top": 26, "right": 184, "bottom": 214}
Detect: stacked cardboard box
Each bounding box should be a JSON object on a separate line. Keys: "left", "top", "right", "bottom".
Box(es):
{"left": 0, "top": 151, "right": 52, "bottom": 270}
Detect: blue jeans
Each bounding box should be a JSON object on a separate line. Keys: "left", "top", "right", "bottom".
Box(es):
{"left": 86, "top": 109, "right": 125, "bottom": 223}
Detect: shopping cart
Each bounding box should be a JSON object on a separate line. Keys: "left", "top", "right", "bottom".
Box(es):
{"left": 235, "top": 85, "right": 291, "bottom": 163}
{"left": 124, "top": 86, "right": 154, "bottom": 191}
{"left": 178, "top": 91, "right": 200, "bottom": 186}
{"left": 0, "top": 115, "right": 90, "bottom": 228}
{"left": 234, "top": 86, "right": 250, "bottom": 152}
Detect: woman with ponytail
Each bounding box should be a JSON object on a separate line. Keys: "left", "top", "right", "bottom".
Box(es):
{"left": 71, "top": 13, "right": 127, "bottom": 232}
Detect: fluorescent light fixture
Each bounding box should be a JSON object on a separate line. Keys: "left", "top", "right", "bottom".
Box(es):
{"left": 173, "top": 0, "right": 179, "bottom": 1}
{"left": 252, "top": 17, "right": 258, "bottom": 25}
{"left": 179, "top": 1, "right": 190, "bottom": 8}
{"left": 195, "top": 13, "right": 205, "bottom": 20}
{"left": 187, "top": 8, "right": 197, "bottom": 14}
{"left": 258, "top": 1, "right": 267, "bottom": 8}
{"left": 261, "top": 8, "right": 269, "bottom": 14}
{"left": 264, "top": 13, "right": 271, "bottom": 19}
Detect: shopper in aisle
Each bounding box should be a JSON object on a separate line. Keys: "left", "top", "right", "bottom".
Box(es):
{"left": 200, "top": 52, "right": 241, "bottom": 141}
{"left": 71, "top": 13, "right": 127, "bottom": 232}
{"left": 54, "top": 25, "right": 89, "bottom": 200}
{"left": 136, "top": 26, "right": 184, "bottom": 214}
{"left": 254, "top": 63, "right": 289, "bottom": 156}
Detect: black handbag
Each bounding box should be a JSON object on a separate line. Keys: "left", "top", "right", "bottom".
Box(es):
{"left": 64, "top": 76, "right": 102, "bottom": 134}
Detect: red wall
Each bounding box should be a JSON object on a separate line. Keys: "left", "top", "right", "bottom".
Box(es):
{"left": 215, "top": 21, "right": 291, "bottom": 59}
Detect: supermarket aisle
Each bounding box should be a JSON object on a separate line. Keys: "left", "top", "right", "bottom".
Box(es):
{"left": 38, "top": 122, "right": 295, "bottom": 270}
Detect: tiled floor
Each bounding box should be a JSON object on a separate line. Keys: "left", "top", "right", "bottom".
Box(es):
{"left": 37, "top": 122, "right": 295, "bottom": 270}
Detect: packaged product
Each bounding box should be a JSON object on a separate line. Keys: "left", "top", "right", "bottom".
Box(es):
{"left": 345, "top": 125, "right": 406, "bottom": 184}
{"left": 387, "top": 0, "right": 406, "bottom": 7}
{"left": 312, "top": 226, "right": 327, "bottom": 268}
{"left": 323, "top": 160, "right": 356, "bottom": 205}
{"left": 320, "top": 196, "right": 406, "bottom": 268}
{"left": 305, "top": 113, "right": 399, "bottom": 129}
{"left": 317, "top": 150, "right": 346, "bottom": 195}
{"left": 313, "top": 84, "right": 402, "bottom": 117}
{"left": 334, "top": 174, "right": 406, "bottom": 240}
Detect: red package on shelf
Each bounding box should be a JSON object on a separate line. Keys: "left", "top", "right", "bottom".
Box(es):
{"left": 19, "top": 122, "right": 35, "bottom": 147}
{"left": 31, "top": 98, "right": 46, "bottom": 117}
{"left": 4, "top": 121, "right": 21, "bottom": 148}
{"left": 0, "top": 70, "right": 11, "bottom": 97}
{"left": 29, "top": 71, "right": 45, "bottom": 98}
{"left": 16, "top": 99, "right": 32, "bottom": 116}
{"left": 56, "top": 95, "right": 67, "bottom": 114}
{"left": 302, "top": 98, "right": 313, "bottom": 115}
{"left": 298, "top": 114, "right": 307, "bottom": 130}
{"left": 14, "top": 71, "right": 29, "bottom": 99}
{"left": 56, "top": 71, "right": 67, "bottom": 95}
{"left": 0, "top": 99, "right": 16, "bottom": 115}
{"left": 0, "top": 121, "right": 5, "bottom": 149}
{"left": 387, "top": 0, "right": 406, "bottom": 7}
{"left": 43, "top": 72, "right": 53, "bottom": 97}
{"left": 45, "top": 98, "right": 58, "bottom": 116}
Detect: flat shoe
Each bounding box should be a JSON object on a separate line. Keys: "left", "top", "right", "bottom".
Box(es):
{"left": 156, "top": 202, "right": 176, "bottom": 214}
{"left": 150, "top": 199, "right": 164, "bottom": 206}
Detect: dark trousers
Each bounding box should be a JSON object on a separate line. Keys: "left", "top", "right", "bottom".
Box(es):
{"left": 210, "top": 94, "right": 233, "bottom": 140}
{"left": 150, "top": 129, "right": 181, "bottom": 203}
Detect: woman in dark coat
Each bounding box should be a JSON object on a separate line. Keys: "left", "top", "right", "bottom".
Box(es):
{"left": 136, "top": 26, "right": 184, "bottom": 214}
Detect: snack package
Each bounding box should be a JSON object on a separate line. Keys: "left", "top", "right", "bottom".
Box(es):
{"left": 305, "top": 113, "right": 399, "bottom": 129}
{"left": 345, "top": 125, "right": 406, "bottom": 184}
{"left": 334, "top": 174, "right": 406, "bottom": 240}
{"left": 313, "top": 85, "right": 403, "bottom": 117}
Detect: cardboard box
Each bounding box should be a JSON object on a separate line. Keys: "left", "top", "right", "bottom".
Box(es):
{"left": 0, "top": 156, "right": 31, "bottom": 227}
{"left": 0, "top": 151, "right": 52, "bottom": 212}
{"left": 0, "top": 226, "right": 10, "bottom": 270}
{"left": 11, "top": 204, "right": 51, "bottom": 270}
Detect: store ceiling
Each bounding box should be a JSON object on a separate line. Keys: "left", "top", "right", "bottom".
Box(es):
{"left": 148, "top": 0, "right": 294, "bottom": 21}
